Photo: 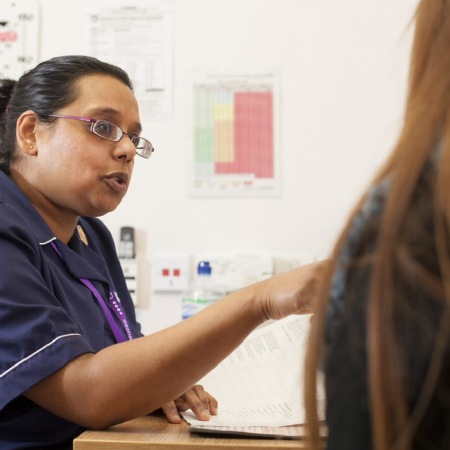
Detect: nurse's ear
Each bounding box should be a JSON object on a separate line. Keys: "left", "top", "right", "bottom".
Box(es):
{"left": 16, "top": 110, "right": 39, "bottom": 156}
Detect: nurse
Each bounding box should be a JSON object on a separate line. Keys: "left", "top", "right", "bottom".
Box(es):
{"left": 0, "top": 55, "right": 324, "bottom": 449}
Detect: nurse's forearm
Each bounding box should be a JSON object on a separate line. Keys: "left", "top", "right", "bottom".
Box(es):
{"left": 25, "top": 284, "right": 264, "bottom": 429}
{"left": 24, "top": 261, "right": 323, "bottom": 429}
{"left": 92, "top": 287, "right": 264, "bottom": 428}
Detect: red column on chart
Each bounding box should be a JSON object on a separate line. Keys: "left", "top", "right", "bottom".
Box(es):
{"left": 215, "top": 92, "right": 274, "bottom": 178}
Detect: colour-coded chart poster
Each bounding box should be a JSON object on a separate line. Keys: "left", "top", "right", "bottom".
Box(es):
{"left": 190, "top": 73, "right": 280, "bottom": 197}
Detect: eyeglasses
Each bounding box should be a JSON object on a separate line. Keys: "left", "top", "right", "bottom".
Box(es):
{"left": 41, "top": 114, "right": 154, "bottom": 159}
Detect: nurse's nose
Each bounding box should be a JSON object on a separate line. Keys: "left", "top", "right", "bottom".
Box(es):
{"left": 113, "top": 134, "right": 137, "bottom": 162}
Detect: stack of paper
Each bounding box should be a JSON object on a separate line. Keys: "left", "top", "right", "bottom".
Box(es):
{"left": 181, "top": 314, "right": 326, "bottom": 439}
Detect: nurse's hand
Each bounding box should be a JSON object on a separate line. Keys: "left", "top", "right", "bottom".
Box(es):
{"left": 161, "top": 385, "right": 218, "bottom": 424}
{"left": 252, "top": 260, "right": 329, "bottom": 321}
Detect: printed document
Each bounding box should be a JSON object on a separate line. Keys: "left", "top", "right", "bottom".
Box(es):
{"left": 181, "top": 314, "right": 325, "bottom": 429}
{"left": 82, "top": 0, "right": 173, "bottom": 120}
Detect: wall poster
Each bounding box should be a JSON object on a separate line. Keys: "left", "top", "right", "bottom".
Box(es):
{"left": 82, "top": 0, "right": 173, "bottom": 120}
{"left": 189, "top": 72, "right": 281, "bottom": 198}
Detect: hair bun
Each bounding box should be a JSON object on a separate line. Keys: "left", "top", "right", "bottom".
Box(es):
{"left": 0, "top": 79, "right": 17, "bottom": 115}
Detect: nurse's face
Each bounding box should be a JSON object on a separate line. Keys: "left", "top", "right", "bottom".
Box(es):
{"left": 32, "top": 74, "right": 140, "bottom": 218}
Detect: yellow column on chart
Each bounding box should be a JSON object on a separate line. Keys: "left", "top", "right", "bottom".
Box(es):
{"left": 214, "top": 103, "right": 234, "bottom": 163}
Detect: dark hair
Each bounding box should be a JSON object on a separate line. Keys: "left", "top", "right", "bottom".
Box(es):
{"left": 0, "top": 55, "right": 133, "bottom": 174}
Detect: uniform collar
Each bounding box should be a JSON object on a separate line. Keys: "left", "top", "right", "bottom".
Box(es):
{"left": 59, "top": 230, "right": 109, "bottom": 283}
{"left": 0, "top": 172, "right": 109, "bottom": 284}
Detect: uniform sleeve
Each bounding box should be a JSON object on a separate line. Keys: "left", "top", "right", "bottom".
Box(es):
{"left": 0, "top": 203, "right": 94, "bottom": 411}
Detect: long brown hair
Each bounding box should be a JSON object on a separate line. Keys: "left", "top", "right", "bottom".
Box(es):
{"left": 305, "top": 1, "right": 450, "bottom": 449}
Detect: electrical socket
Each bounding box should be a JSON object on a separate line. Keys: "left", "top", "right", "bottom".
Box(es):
{"left": 151, "top": 253, "right": 193, "bottom": 292}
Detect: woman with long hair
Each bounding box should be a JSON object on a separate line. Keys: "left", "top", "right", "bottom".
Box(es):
{"left": 306, "top": 1, "right": 450, "bottom": 449}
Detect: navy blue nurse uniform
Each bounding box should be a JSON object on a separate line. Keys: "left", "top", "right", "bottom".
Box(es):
{"left": 0, "top": 171, "right": 143, "bottom": 449}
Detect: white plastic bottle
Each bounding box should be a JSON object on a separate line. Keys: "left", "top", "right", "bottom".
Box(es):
{"left": 181, "top": 261, "right": 225, "bottom": 320}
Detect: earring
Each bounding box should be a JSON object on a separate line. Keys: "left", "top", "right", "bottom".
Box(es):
{"left": 29, "top": 146, "right": 33, "bottom": 150}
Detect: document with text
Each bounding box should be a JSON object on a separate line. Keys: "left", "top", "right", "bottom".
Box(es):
{"left": 181, "top": 314, "right": 326, "bottom": 435}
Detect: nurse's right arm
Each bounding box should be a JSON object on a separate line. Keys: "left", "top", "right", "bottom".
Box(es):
{"left": 23, "top": 261, "right": 326, "bottom": 430}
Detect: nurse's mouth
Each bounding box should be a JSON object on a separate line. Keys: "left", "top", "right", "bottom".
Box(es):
{"left": 105, "top": 172, "right": 129, "bottom": 192}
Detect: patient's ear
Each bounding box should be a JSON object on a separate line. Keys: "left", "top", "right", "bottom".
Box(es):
{"left": 16, "top": 110, "right": 39, "bottom": 155}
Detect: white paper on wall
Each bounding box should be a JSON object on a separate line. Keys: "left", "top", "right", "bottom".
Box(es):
{"left": 82, "top": 0, "right": 173, "bottom": 121}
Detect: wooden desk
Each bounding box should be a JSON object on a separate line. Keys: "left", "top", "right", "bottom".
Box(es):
{"left": 74, "top": 413, "right": 311, "bottom": 450}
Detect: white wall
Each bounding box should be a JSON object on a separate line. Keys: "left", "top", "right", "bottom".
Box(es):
{"left": 37, "top": 0, "right": 419, "bottom": 332}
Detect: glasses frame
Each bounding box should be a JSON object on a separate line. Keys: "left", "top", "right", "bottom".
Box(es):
{"left": 41, "top": 113, "right": 154, "bottom": 159}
